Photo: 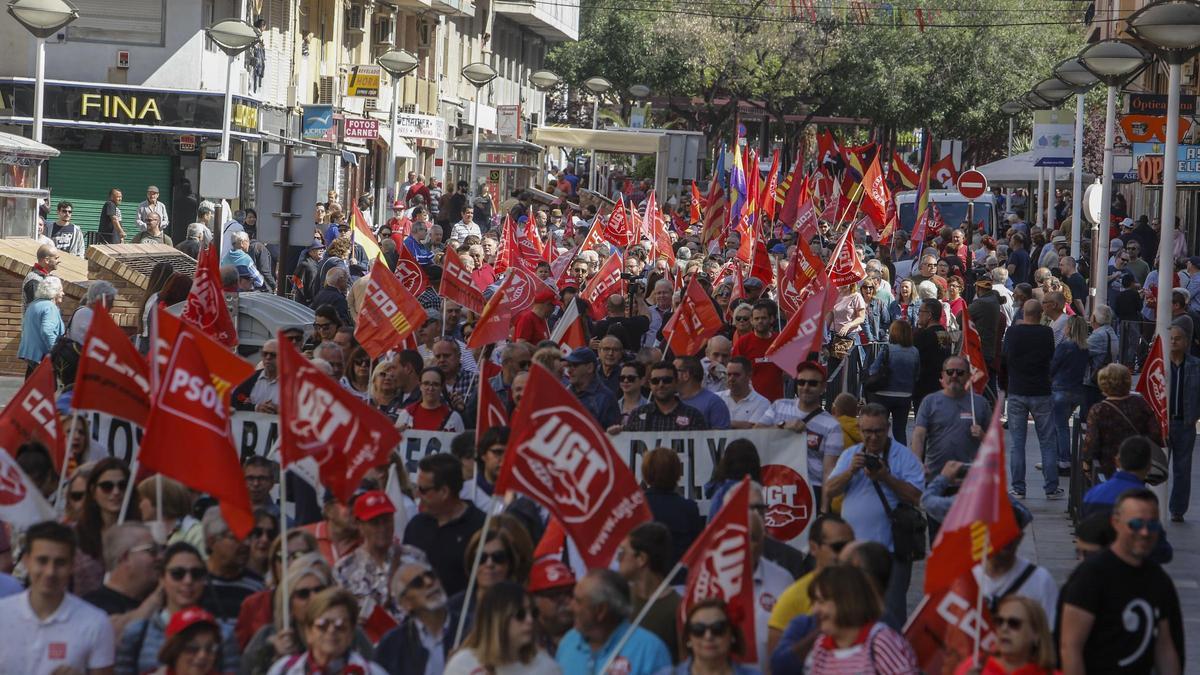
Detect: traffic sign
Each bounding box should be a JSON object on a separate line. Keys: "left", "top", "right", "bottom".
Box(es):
{"left": 958, "top": 169, "right": 987, "bottom": 200}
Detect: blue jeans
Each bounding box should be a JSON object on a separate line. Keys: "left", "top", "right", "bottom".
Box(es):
{"left": 1169, "top": 419, "right": 1196, "bottom": 518}
{"left": 1051, "top": 389, "right": 1084, "bottom": 467}
{"left": 1007, "top": 394, "right": 1058, "bottom": 494}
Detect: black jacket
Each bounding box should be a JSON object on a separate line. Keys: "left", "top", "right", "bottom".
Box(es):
{"left": 310, "top": 285, "right": 351, "bottom": 325}
{"left": 374, "top": 611, "right": 460, "bottom": 675}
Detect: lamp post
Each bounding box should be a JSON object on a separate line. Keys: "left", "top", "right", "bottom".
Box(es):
{"left": 7, "top": 0, "right": 79, "bottom": 144}
{"left": 583, "top": 76, "right": 611, "bottom": 192}
{"left": 1078, "top": 38, "right": 1153, "bottom": 310}
{"left": 529, "top": 69, "right": 560, "bottom": 129}
{"left": 377, "top": 49, "right": 419, "bottom": 207}
{"left": 1000, "top": 100, "right": 1024, "bottom": 157}
{"left": 1054, "top": 57, "right": 1100, "bottom": 259}
{"left": 1128, "top": 0, "right": 1200, "bottom": 359}
{"left": 462, "top": 61, "right": 498, "bottom": 200}
{"left": 206, "top": 18, "right": 260, "bottom": 162}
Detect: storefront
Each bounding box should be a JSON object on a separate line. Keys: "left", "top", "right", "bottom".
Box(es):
{"left": 0, "top": 79, "right": 261, "bottom": 243}
{"left": 0, "top": 132, "right": 58, "bottom": 238}
{"left": 447, "top": 134, "right": 542, "bottom": 202}
{"left": 1131, "top": 142, "right": 1200, "bottom": 257}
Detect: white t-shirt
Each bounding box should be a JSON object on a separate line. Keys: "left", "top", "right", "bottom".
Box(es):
{"left": 972, "top": 557, "right": 1060, "bottom": 627}
{"left": 754, "top": 558, "right": 794, "bottom": 674}
{"left": 718, "top": 389, "right": 771, "bottom": 425}
{"left": 759, "top": 401, "right": 844, "bottom": 486}
{"left": 443, "top": 647, "right": 561, "bottom": 675}
{"left": 0, "top": 591, "right": 115, "bottom": 675}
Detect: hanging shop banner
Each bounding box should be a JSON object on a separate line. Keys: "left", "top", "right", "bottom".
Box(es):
{"left": 344, "top": 117, "right": 380, "bottom": 140}
{"left": 497, "top": 104, "right": 522, "bottom": 138}
{"left": 395, "top": 113, "right": 447, "bottom": 141}
{"left": 345, "top": 65, "right": 381, "bottom": 97}
{"left": 1121, "top": 115, "right": 1191, "bottom": 144}
{"left": 1032, "top": 109, "right": 1075, "bottom": 168}
{"left": 302, "top": 105, "right": 336, "bottom": 142}
{"left": 1132, "top": 142, "right": 1200, "bottom": 185}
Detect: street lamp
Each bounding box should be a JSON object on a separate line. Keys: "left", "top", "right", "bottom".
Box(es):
{"left": 583, "top": 76, "right": 612, "bottom": 191}
{"left": 7, "top": 0, "right": 79, "bottom": 143}
{"left": 1021, "top": 91, "right": 1052, "bottom": 110}
{"left": 377, "top": 48, "right": 419, "bottom": 208}
{"left": 206, "top": 18, "right": 260, "bottom": 162}
{"left": 1054, "top": 57, "right": 1100, "bottom": 259}
{"left": 1127, "top": 0, "right": 1200, "bottom": 356}
{"left": 462, "top": 61, "right": 497, "bottom": 199}
{"left": 1078, "top": 38, "right": 1153, "bottom": 309}
{"left": 529, "top": 69, "right": 560, "bottom": 130}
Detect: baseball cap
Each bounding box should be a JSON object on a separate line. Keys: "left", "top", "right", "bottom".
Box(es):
{"left": 392, "top": 200, "right": 403, "bottom": 210}
{"left": 743, "top": 277, "right": 764, "bottom": 289}
{"left": 1051, "top": 235, "right": 1067, "bottom": 245}
{"left": 1110, "top": 238, "right": 1124, "bottom": 253}
{"left": 166, "top": 607, "right": 219, "bottom": 639}
{"left": 769, "top": 243, "right": 787, "bottom": 255}
{"left": 352, "top": 490, "right": 396, "bottom": 521}
{"left": 1189, "top": 256, "right": 1200, "bottom": 268}
{"left": 564, "top": 346, "right": 597, "bottom": 365}
{"left": 534, "top": 287, "right": 559, "bottom": 306}
{"left": 1121, "top": 217, "right": 1135, "bottom": 228}
{"left": 796, "top": 360, "right": 827, "bottom": 378}
{"left": 527, "top": 557, "right": 576, "bottom": 593}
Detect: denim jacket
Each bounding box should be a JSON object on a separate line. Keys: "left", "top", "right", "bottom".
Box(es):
{"left": 869, "top": 343, "right": 920, "bottom": 395}
{"left": 1049, "top": 340, "right": 1089, "bottom": 392}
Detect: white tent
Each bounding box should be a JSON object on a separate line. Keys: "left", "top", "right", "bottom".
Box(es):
{"left": 974, "top": 150, "right": 1095, "bottom": 186}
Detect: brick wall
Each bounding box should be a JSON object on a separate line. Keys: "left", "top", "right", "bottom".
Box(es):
{"left": 0, "top": 240, "right": 89, "bottom": 376}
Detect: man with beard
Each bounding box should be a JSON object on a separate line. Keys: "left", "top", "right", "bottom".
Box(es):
{"left": 621, "top": 361, "right": 707, "bottom": 433}
{"left": 375, "top": 561, "right": 459, "bottom": 675}
{"left": 528, "top": 558, "right": 575, "bottom": 655}
{"left": 758, "top": 360, "right": 843, "bottom": 509}
{"left": 201, "top": 507, "right": 265, "bottom": 624}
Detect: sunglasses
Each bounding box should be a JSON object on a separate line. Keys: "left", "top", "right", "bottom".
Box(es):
{"left": 68, "top": 490, "right": 85, "bottom": 502}
{"left": 943, "top": 368, "right": 967, "bottom": 376}
{"left": 97, "top": 480, "right": 128, "bottom": 493}
{"left": 649, "top": 376, "right": 675, "bottom": 385}
{"left": 827, "top": 540, "right": 851, "bottom": 554}
{"left": 293, "top": 585, "right": 327, "bottom": 600}
{"left": 182, "top": 643, "right": 220, "bottom": 656}
{"left": 619, "top": 375, "right": 640, "bottom": 383}
{"left": 994, "top": 615, "right": 1025, "bottom": 631}
{"left": 250, "top": 527, "right": 278, "bottom": 540}
{"left": 402, "top": 570, "right": 437, "bottom": 595}
{"left": 313, "top": 617, "right": 350, "bottom": 633}
{"left": 1126, "top": 518, "right": 1163, "bottom": 533}
{"left": 512, "top": 606, "right": 538, "bottom": 622}
{"left": 480, "top": 550, "right": 510, "bottom": 566}
{"left": 167, "top": 566, "right": 208, "bottom": 582}
{"left": 795, "top": 378, "right": 822, "bottom": 387}
{"left": 734, "top": 316, "right": 751, "bottom": 322}
{"left": 687, "top": 619, "right": 731, "bottom": 638}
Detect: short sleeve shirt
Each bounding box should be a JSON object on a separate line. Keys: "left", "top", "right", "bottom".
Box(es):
{"left": 0, "top": 591, "right": 115, "bottom": 674}
{"left": 556, "top": 622, "right": 671, "bottom": 675}
{"left": 913, "top": 391, "right": 990, "bottom": 476}
{"left": 759, "top": 401, "right": 843, "bottom": 486}
{"left": 99, "top": 200, "right": 120, "bottom": 237}
{"left": 830, "top": 440, "right": 926, "bottom": 551}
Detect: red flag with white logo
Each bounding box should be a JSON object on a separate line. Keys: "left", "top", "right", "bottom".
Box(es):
{"left": 152, "top": 306, "right": 253, "bottom": 403}
{"left": 645, "top": 191, "right": 676, "bottom": 269}
{"left": 959, "top": 310, "right": 990, "bottom": 395}
{"left": 549, "top": 299, "right": 588, "bottom": 354}
{"left": 779, "top": 237, "right": 823, "bottom": 317}
{"left": 602, "top": 199, "right": 633, "bottom": 248}
{"left": 0, "top": 359, "right": 64, "bottom": 471}
{"left": 466, "top": 268, "right": 544, "bottom": 350}
{"left": 73, "top": 304, "right": 151, "bottom": 427}
{"left": 930, "top": 153, "right": 959, "bottom": 189}
{"left": 139, "top": 329, "right": 254, "bottom": 538}
{"left": 355, "top": 262, "right": 428, "bottom": 359}
{"left": 277, "top": 335, "right": 399, "bottom": 502}
{"left": 767, "top": 269, "right": 833, "bottom": 376}
{"left": 905, "top": 570, "right": 997, "bottom": 674}
{"left": 494, "top": 364, "right": 651, "bottom": 569}
{"left": 925, "top": 396, "right": 1019, "bottom": 594}
{"left": 476, "top": 360, "right": 509, "bottom": 440}
{"left": 663, "top": 276, "right": 723, "bottom": 357}
{"left": 679, "top": 476, "right": 756, "bottom": 663}
{"left": 393, "top": 239, "right": 429, "bottom": 298}
{"left": 181, "top": 242, "right": 238, "bottom": 348}
{"left": 1135, "top": 334, "right": 1170, "bottom": 443}
{"left": 440, "top": 246, "right": 485, "bottom": 314}
{"left": 579, "top": 253, "right": 624, "bottom": 320}
{"left": 859, "top": 154, "right": 891, "bottom": 229}
{"left": 0, "top": 449, "right": 55, "bottom": 526}
{"left": 827, "top": 225, "right": 866, "bottom": 287}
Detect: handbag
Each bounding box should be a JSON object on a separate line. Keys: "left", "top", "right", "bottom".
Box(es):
{"left": 863, "top": 345, "right": 891, "bottom": 393}
{"left": 871, "top": 468, "right": 927, "bottom": 562}
{"left": 829, "top": 334, "right": 855, "bottom": 360}
{"left": 1101, "top": 399, "right": 1170, "bottom": 486}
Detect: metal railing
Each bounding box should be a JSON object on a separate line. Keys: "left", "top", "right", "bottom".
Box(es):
{"left": 1117, "top": 320, "right": 1155, "bottom": 375}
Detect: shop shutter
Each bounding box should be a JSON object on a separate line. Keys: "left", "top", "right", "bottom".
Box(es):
{"left": 48, "top": 151, "right": 172, "bottom": 238}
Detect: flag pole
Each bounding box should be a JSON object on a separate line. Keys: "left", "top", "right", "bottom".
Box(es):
{"left": 54, "top": 417, "right": 80, "bottom": 513}
{"left": 155, "top": 473, "right": 163, "bottom": 536}
{"left": 453, "top": 506, "right": 495, "bottom": 648}
{"left": 117, "top": 455, "right": 138, "bottom": 524}
{"left": 279, "top": 463, "right": 291, "bottom": 630}
{"left": 974, "top": 528, "right": 989, "bottom": 667}
{"left": 597, "top": 559, "right": 686, "bottom": 675}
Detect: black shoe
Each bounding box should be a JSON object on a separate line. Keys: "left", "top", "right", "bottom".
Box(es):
{"left": 1172, "top": 514, "right": 1185, "bottom": 523}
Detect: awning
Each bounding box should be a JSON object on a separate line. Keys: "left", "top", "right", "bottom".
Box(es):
{"left": 393, "top": 138, "right": 417, "bottom": 159}
{"left": 975, "top": 150, "right": 1095, "bottom": 186}
{"left": 531, "top": 127, "right": 669, "bottom": 155}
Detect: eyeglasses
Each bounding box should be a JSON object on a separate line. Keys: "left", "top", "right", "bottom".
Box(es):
{"left": 649, "top": 376, "right": 675, "bottom": 385}
{"left": 293, "top": 584, "right": 327, "bottom": 600}
{"left": 1125, "top": 518, "right": 1163, "bottom": 533}
{"left": 401, "top": 570, "right": 437, "bottom": 595}
{"left": 827, "top": 540, "right": 851, "bottom": 554}
{"left": 994, "top": 615, "right": 1025, "bottom": 631}
{"left": 182, "top": 642, "right": 221, "bottom": 656}
{"left": 795, "top": 378, "right": 822, "bottom": 388}
{"left": 734, "top": 316, "right": 751, "bottom": 322}
{"left": 686, "top": 619, "right": 731, "bottom": 638}
{"left": 619, "top": 375, "right": 640, "bottom": 383}
{"left": 97, "top": 480, "right": 128, "bottom": 493}
{"left": 68, "top": 490, "right": 85, "bottom": 502}
{"left": 313, "top": 617, "right": 350, "bottom": 633}
{"left": 167, "top": 566, "right": 208, "bottom": 582}
{"left": 943, "top": 368, "right": 967, "bottom": 376}
{"left": 512, "top": 606, "right": 538, "bottom": 622}
{"left": 249, "top": 527, "right": 278, "bottom": 540}
{"left": 479, "top": 550, "right": 510, "bottom": 566}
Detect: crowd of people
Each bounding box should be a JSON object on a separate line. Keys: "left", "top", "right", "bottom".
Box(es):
{"left": 6, "top": 171, "right": 1192, "bottom": 675}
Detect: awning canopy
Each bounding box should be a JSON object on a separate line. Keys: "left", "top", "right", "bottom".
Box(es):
{"left": 393, "top": 138, "right": 416, "bottom": 159}
{"left": 974, "top": 150, "right": 1095, "bottom": 186}
{"left": 531, "top": 127, "right": 669, "bottom": 155}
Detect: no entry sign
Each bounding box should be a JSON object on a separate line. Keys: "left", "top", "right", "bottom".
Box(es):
{"left": 958, "top": 169, "right": 987, "bottom": 200}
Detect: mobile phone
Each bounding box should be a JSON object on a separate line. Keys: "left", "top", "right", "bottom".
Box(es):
{"left": 863, "top": 454, "right": 882, "bottom": 472}
{"left": 956, "top": 463, "right": 972, "bottom": 479}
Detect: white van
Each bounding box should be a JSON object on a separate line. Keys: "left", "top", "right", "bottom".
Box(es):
{"left": 894, "top": 190, "right": 999, "bottom": 239}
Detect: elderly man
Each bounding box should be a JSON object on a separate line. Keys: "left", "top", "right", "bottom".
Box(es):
{"left": 311, "top": 267, "right": 351, "bottom": 324}
{"left": 825, "top": 403, "right": 924, "bottom": 627}
{"left": 565, "top": 347, "right": 621, "bottom": 429}
{"left": 231, "top": 340, "right": 280, "bottom": 413}
{"left": 23, "top": 244, "right": 58, "bottom": 306}
{"left": 202, "top": 506, "right": 265, "bottom": 624}
{"left": 375, "top": 561, "right": 459, "bottom": 675}
{"left": 595, "top": 335, "right": 625, "bottom": 394}
{"left": 645, "top": 280, "right": 674, "bottom": 348}
{"left": 556, "top": 569, "right": 671, "bottom": 675}
{"left": 529, "top": 558, "right": 575, "bottom": 655}
{"left": 131, "top": 212, "right": 172, "bottom": 245}
{"left": 404, "top": 214, "right": 435, "bottom": 265}
{"left": 403, "top": 453, "right": 485, "bottom": 597}
{"left": 910, "top": 355, "right": 989, "bottom": 481}
{"left": 701, "top": 335, "right": 732, "bottom": 392}
{"left": 177, "top": 221, "right": 207, "bottom": 259}
{"left": 719, "top": 356, "right": 770, "bottom": 428}
{"left": 136, "top": 185, "right": 169, "bottom": 233}
{"left": 83, "top": 522, "right": 160, "bottom": 637}
{"left": 99, "top": 187, "right": 125, "bottom": 244}
{"left": 335, "top": 490, "right": 425, "bottom": 619}
{"left": 433, "top": 336, "right": 478, "bottom": 412}
{"left": 314, "top": 341, "right": 345, "bottom": 381}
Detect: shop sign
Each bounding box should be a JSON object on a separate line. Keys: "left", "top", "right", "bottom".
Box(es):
{"left": 345, "top": 65, "right": 381, "bottom": 97}
{"left": 1128, "top": 92, "right": 1198, "bottom": 116}
{"left": 482, "top": 152, "right": 518, "bottom": 164}
{"left": 1032, "top": 109, "right": 1074, "bottom": 167}
{"left": 1132, "top": 142, "right": 1200, "bottom": 184}
{"left": 302, "top": 105, "right": 336, "bottom": 142}
{"left": 344, "top": 117, "right": 379, "bottom": 140}
{"left": 497, "top": 104, "right": 521, "bottom": 138}
{"left": 1120, "top": 114, "right": 1191, "bottom": 144}
{"left": 179, "top": 134, "right": 197, "bottom": 151}
{"left": 0, "top": 80, "right": 257, "bottom": 132}
{"left": 395, "top": 113, "right": 447, "bottom": 141}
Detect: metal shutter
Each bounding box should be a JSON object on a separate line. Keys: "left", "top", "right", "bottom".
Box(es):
{"left": 48, "top": 151, "right": 172, "bottom": 237}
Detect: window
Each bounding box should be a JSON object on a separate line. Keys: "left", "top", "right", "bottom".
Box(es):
{"left": 69, "top": 0, "right": 166, "bottom": 46}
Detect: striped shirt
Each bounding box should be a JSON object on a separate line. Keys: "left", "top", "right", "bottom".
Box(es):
{"left": 804, "top": 622, "right": 919, "bottom": 674}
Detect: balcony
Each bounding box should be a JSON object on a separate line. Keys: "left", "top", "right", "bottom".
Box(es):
{"left": 431, "top": 0, "right": 475, "bottom": 17}
{"left": 494, "top": 0, "right": 579, "bottom": 42}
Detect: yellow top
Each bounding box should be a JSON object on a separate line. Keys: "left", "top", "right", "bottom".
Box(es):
{"left": 768, "top": 569, "right": 815, "bottom": 631}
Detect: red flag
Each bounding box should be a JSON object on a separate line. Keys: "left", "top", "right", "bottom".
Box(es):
{"left": 910, "top": 138, "right": 934, "bottom": 256}
{"left": 689, "top": 181, "right": 704, "bottom": 225}
{"left": 579, "top": 253, "right": 624, "bottom": 320}
{"left": 0, "top": 360, "right": 64, "bottom": 471}
{"left": 73, "top": 304, "right": 151, "bottom": 427}
{"left": 890, "top": 151, "right": 920, "bottom": 190}
{"left": 645, "top": 191, "right": 676, "bottom": 269}
{"left": 393, "top": 240, "right": 429, "bottom": 298}
{"left": 930, "top": 153, "right": 959, "bottom": 189}
{"left": 440, "top": 247, "right": 485, "bottom": 314}
{"left": 779, "top": 162, "right": 805, "bottom": 227}
{"left": 494, "top": 216, "right": 515, "bottom": 275}
{"left": 494, "top": 364, "right": 651, "bottom": 569}
{"left": 748, "top": 238, "right": 774, "bottom": 290}
{"left": 767, "top": 272, "right": 832, "bottom": 375}
{"left": 827, "top": 225, "right": 865, "bottom": 287}
{"left": 277, "top": 335, "right": 399, "bottom": 502}
{"left": 959, "top": 311, "right": 990, "bottom": 395}
{"left": 1135, "top": 334, "right": 1169, "bottom": 443}
{"left": 549, "top": 299, "right": 588, "bottom": 354}
{"left": 602, "top": 199, "right": 633, "bottom": 248}
{"left": 761, "top": 149, "right": 781, "bottom": 222}
{"left": 139, "top": 329, "right": 254, "bottom": 539}
{"left": 153, "top": 307, "right": 253, "bottom": 403}
{"left": 476, "top": 360, "right": 509, "bottom": 439}
{"left": 859, "top": 153, "right": 891, "bottom": 229}
{"left": 354, "top": 262, "right": 427, "bottom": 359}
{"left": 779, "top": 237, "right": 824, "bottom": 317}
{"left": 467, "top": 268, "right": 544, "bottom": 350}
{"left": 181, "top": 243, "right": 237, "bottom": 348}
{"left": 816, "top": 129, "right": 843, "bottom": 178}
{"left": 663, "top": 276, "right": 723, "bottom": 357}
{"left": 905, "top": 571, "right": 997, "bottom": 674}
{"left": 679, "top": 477, "right": 756, "bottom": 663}
{"left": 925, "top": 396, "right": 1020, "bottom": 594}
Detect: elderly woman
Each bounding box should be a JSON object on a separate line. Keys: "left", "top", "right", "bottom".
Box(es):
{"left": 70, "top": 280, "right": 118, "bottom": 342}
{"left": 1082, "top": 363, "right": 1162, "bottom": 482}
{"left": 641, "top": 447, "right": 703, "bottom": 566}
{"left": 19, "top": 274, "right": 65, "bottom": 375}
{"left": 444, "top": 581, "right": 560, "bottom": 675}
{"left": 266, "top": 588, "right": 386, "bottom": 674}
{"left": 954, "top": 596, "right": 1058, "bottom": 675}
{"left": 369, "top": 360, "right": 405, "bottom": 421}
{"left": 866, "top": 321, "right": 920, "bottom": 445}
{"left": 805, "top": 565, "right": 918, "bottom": 673}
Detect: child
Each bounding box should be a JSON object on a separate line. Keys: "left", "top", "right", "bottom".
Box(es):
{"left": 832, "top": 393, "right": 863, "bottom": 449}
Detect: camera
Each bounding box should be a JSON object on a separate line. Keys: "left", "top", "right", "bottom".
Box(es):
{"left": 862, "top": 454, "right": 883, "bottom": 472}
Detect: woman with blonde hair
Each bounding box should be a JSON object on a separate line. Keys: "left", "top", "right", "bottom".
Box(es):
{"left": 265, "top": 587, "right": 384, "bottom": 674}
{"left": 953, "top": 595, "right": 1057, "bottom": 674}
{"left": 1082, "top": 363, "right": 1162, "bottom": 481}
{"left": 532, "top": 345, "right": 564, "bottom": 377}
{"left": 235, "top": 530, "right": 319, "bottom": 650}
{"left": 137, "top": 474, "right": 204, "bottom": 549}
{"left": 369, "top": 359, "right": 404, "bottom": 421}
{"left": 1049, "top": 315, "right": 1090, "bottom": 478}
{"left": 444, "top": 581, "right": 559, "bottom": 674}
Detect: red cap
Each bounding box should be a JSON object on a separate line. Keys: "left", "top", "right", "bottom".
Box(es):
{"left": 527, "top": 557, "right": 576, "bottom": 593}
{"left": 796, "top": 360, "right": 827, "bottom": 379}
{"left": 165, "top": 607, "right": 218, "bottom": 639}
{"left": 352, "top": 490, "right": 396, "bottom": 521}
{"left": 534, "top": 287, "right": 560, "bottom": 306}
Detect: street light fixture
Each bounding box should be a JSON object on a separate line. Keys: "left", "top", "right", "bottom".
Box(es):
{"left": 529, "top": 69, "right": 559, "bottom": 132}
{"left": 1127, "top": 0, "right": 1200, "bottom": 367}
{"left": 462, "top": 61, "right": 497, "bottom": 199}
{"left": 582, "top": 76, "right": 612, "bottom": 191}
{"left": 1032, "top": 77, "right": 1074, "bottom": 106}
{"left": 1021, "top": 91, "right": 1052, "bottom": 110}
{"left": 206, "top": 18, "right": 260, "bottom": 163}
{"left": 377, "top": 48, "right": 419, "bottom": 208}
{"left": 628, "top": 84, "right": 651, "bottom": 99}
{"left": 1078, "top": 38, "right": 1153, "bottom": 308}
{"left": 8, "top": 0, "right": 79, "bottom": 144}
{"left": 1054, "top": 57, "right": 1101, "bottom": 259}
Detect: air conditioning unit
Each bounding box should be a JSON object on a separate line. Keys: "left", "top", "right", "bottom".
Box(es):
{"left": 318, "top": 76, "right": 336, "bottom": 104}
{"left": 365, "top": 98, "right": 377, "bottom": 111}
{"left": 400, "top": 104, "right": 418, "bottom": 115}
{"left": 346, "top": 4, "right": 366, "bottom": 32}
{"left": 1184, "top": 61, "right": 1196, "bottom": 84}
{"left": 374, "top": 16, "right": 394, "bottom": 44}
{"left": 417, "top": 21, "right": 432, "bottom": 49}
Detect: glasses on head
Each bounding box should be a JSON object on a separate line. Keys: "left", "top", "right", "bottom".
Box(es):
{"left": 795, "top": 378, "right": 822, "bottom": 388}
{"left": 167, "top": 566, "right": 208, "bottom": 582}
{"left": 943, "top": 368, "right": 967, "bottom": 377}
{"left": 479, "top": 550, "right": 511, "bottom": 566}
{"left": 249, "top": 526, "right": 278, "bottom": 540}
{"left": 994, "top": 615, "right": 1025, "bottom": 631}
{"left": 686, "top": 619, "right": 731, "bottom": 638}
{"left": 293, "top": 585, "right": 327, "bottom": 600}
{"left": 1125, "top": 518, "right": 1163, "bottom": 533}
{"left": 97, "top": 479, "right": 128, "bottom": 494}
{"left": 619, "top": 375, "right": 640, "bottom": 383}
{"left": 182, "top": 642, "right": 221, "bottom": 656}
{"left": 401, "top": 570, "right": 437, "bottom": 595}
{"left": 313, "top": 617, "right": 351, "bottom": 633}
{"left": 649, "top": 376, "right": 675, "bottom": 385}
